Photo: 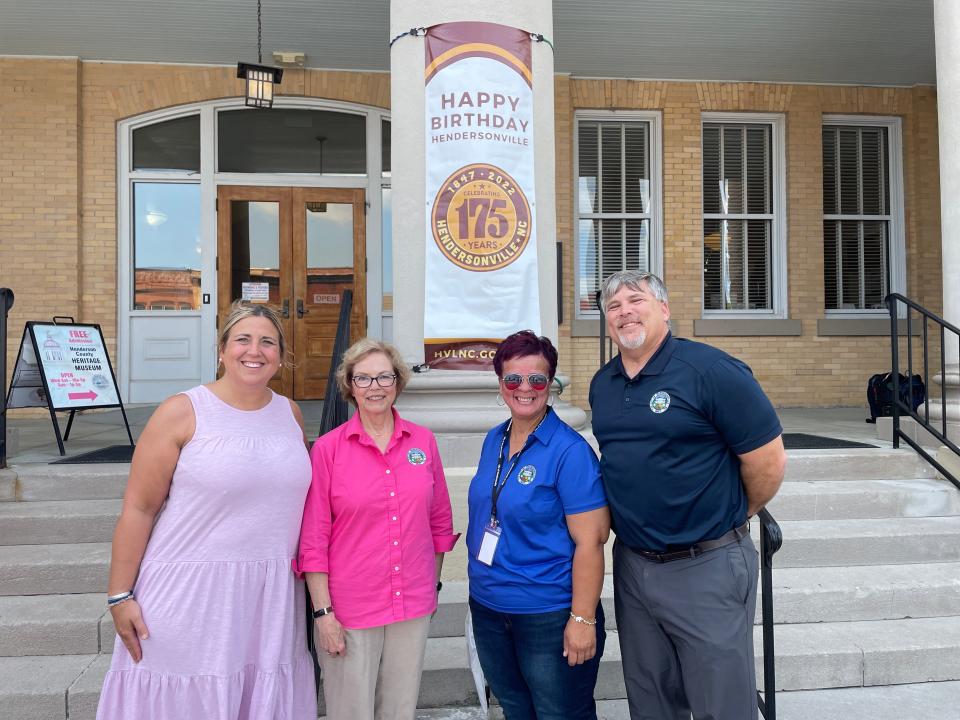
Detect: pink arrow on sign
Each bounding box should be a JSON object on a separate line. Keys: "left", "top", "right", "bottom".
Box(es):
{"left": 68, "top": 390, "right": 98, "bottom": 401}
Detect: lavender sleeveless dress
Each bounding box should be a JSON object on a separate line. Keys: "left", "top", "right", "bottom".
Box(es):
{"left": 97, "top": 385, "right": 316, "bottom": 719}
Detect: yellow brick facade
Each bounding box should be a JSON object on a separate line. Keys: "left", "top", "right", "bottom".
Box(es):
{"left": 554, "top": 79, "right": 943, "bottom": 408}
{"left": 0, "top": 59, "right": 944, "bottom": 410}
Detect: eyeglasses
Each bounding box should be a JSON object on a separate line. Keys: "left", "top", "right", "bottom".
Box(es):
{"left": 352, "top": 373, "right": 397, "bottom": 388}
{"left": 501, "top": 373, "right": 550, "bottom": 391}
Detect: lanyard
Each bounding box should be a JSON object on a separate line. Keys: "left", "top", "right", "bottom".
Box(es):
{"left": 489, "top": 411, "right": 548, "bottom": 525}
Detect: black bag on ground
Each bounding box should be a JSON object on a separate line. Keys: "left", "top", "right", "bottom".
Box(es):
{"left": 866, "top": 372, "right": 926, "bottom": 423}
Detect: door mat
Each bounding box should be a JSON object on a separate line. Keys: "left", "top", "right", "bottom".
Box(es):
{"left": 50, "top": 445, "right": 136, "bottom": 464}
{"left": 782, "top": 433, "right": 876, "bottom": 450}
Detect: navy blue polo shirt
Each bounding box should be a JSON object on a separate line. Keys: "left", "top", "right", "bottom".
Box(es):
{"left": 467, "top": 407, "right": 608, "bottom": 613}
{"left": 589, "top": 333, "right": 781, "bottom": 552}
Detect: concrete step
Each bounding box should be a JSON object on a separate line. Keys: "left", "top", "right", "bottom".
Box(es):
{"left": 408, "top": 682, "right": 960, "bottom": 720}
{"left": 0, "top": 543, "right": 110, "bottom": 596}
{"left": 773, "top": 681, "right": 960, "bottom": 720}
{"left": 0, "top": 448, "right": 935, "bottom": 504}
{"left": 770, "top": 516, "right": 960, "bottom": 567}
{"left": 1, "top": 464, "right": 129, "bottom": 502}
{"left": 783, "top": 449, "right": 934, "bottom": 483}
{"left": 0, "top": 654, "right": 99, "bottom": 720}
{"left": 0, "top": 499, "right": 121, "bottom": 545}
{"left": 7, "top": 561, "right": 958, "bottom": 659}
{"left": 768, "top": 478, "right": 960, "bottom": 520}
{"left": 0, "top": 594, "right": 109, "bottom": 656}
{"left": 13, "top": 617, "right": 960, "bottom": 718}
{"left": 434, "top": 563, "right": 960, "bottom": 636}
{"left": 403, "top": 615, "right": 960, "bottom": 707}
{"left": 761, "top": 616, "right": 960, "bottom": 691}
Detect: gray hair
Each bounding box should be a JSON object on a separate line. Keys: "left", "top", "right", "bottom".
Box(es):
{"left": 336, "top": 338, "right": 411, "bottom": 406}
{"left": 599, "top": 270, "right": 669, "bottom": 312}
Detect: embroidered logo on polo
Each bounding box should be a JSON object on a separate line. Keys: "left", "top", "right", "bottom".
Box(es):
{"left": 518, "top": 465, "right": 537, "bottom": 485}
{"left": 649, "top": 391, "right": 671, "bottom": 414}
{"left": 407, "top": 448, "right": 427, "bottom": 465}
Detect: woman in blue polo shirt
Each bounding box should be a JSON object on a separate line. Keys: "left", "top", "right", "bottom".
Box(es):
{"left": 467, "top": 330, "right": 610, "bottom": 720}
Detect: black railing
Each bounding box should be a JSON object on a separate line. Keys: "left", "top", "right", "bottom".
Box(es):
{"left": 595, "top": 291, "right": 619, "bottom": 367}
{"left": 0, "top": 288, "right": 13, "bottom": 469}
{"left": 594, "top": 291, "right": 782, "bottom": 716}
{"left": 317, "top": 288, "right": 353, "bottom": 437}
{"left": 757, "top": 508, "right": 782, "bottom": 719}
{"left": 886, "top": 293, "right": 960, "bottom": 489}
{"left": 306, "top": 287, "right": 354, "bottom": 698}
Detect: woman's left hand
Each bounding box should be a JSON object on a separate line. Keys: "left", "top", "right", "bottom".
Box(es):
{"left": 562, "top": 617, "right": 597, "bottom": 667}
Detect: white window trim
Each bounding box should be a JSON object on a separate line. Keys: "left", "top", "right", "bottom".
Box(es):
{"left": 117, "top": 98, "right": 390, "bottom": 401}
{"left": 701, "top": 112, "right": 787, "bottom": 319}
{"left": 822, "top": 114, "right": 905, "bottom": 318}
{"left": 573, "top": 110, "right": 663, "bottom": 323}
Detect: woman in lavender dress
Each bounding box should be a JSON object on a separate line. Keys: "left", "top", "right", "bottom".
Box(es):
{"left": 97, "top": 302, "right": 315, "bottom": 719}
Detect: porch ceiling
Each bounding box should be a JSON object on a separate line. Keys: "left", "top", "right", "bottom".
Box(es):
{"left": 0, "top": 0, "right": 935, "bottom": 86}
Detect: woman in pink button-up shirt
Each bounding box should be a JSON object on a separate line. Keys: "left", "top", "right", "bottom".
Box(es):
{"left": 296, "top": 338, "right": 460, "bottom": 720}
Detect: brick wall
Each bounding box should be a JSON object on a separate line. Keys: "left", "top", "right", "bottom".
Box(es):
{"left": 554, "top": 80, "right": 943, "bottom": 409}
{"left": 0, "top": 58, "right": 81, "bottom": 385}
{"left": 0, "top": 59, "right": 943, "bottom": 410}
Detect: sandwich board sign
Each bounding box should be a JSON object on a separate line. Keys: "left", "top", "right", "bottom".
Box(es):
{"left": 5, "top": 320, "right": 133, "bottom": 455}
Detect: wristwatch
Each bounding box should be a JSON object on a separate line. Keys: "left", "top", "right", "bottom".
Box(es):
{"left": 312, "top": 606, "right": 334, "bottom": 618}
{"left": 436, "top": 581, "right": 443, "bottom": 592}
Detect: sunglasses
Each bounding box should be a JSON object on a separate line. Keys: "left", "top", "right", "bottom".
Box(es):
{"left": 501, "top": 373, "right": 550, "bottom": 391}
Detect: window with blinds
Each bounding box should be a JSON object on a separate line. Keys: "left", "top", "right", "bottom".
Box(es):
{"left": 822, "top": 125, "right": 891, "bottom": 310}
{"left": 702, "top": 122, "right": 774, "bottom": 311}
{"left": 576, "top": 119, "right": 652, "bottom": 316}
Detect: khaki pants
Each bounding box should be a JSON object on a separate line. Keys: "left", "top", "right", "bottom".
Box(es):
{"left": 319, "top": 615, "right": 431, "bottom": 720}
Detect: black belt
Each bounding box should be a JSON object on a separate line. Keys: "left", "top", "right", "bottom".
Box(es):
{"left": 625, "top": 521, "right": 750, "bottom": 563}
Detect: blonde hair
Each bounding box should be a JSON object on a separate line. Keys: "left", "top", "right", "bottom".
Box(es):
{"left": 335, "top": 338, "right": 410, "bottom": 406}
{"left": 218, "top": 301, "right": 287, "bottom": 359}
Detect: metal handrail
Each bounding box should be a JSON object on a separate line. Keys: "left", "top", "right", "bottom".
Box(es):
{"left": 0, "top": 288, "right": 13, "bottom": 469}
{"left": 757, "top": 507, "right": 782, "bottom": 719}
{"left": 593, "top": 289, "right": 781, "bottom": 716}
{"left": 886, "top": 293, "right": 960, "bottom": 490}
{"left": 317, "top": 288, "right": 353, "bottom": 436}
{"left": 306, "top": 287, "right": 354, "bottom": 698}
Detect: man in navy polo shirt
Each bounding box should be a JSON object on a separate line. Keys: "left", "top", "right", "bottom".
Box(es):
{"left": 590, "top": 270, "right": 786, "bottom": 720}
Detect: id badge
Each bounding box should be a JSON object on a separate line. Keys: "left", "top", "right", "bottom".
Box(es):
{"left": 477, "top": 520, "right": 502, "bottom": 566}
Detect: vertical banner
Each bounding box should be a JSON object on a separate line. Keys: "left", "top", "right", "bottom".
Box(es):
{"left": 424, "top": 22, "right": 540, "bottom": 370}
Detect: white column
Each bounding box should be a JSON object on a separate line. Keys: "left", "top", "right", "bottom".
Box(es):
{"left": 935, "top": 0, "right": 960, "bottom": 349}
{"left": 931, "top": 0, "right": 960, "bottom": 452}
{"left": 389, "top": 0, "right": 584, "bottom": 465}
{"left": 390, "top": 0, "right": 559, "bottom": 363}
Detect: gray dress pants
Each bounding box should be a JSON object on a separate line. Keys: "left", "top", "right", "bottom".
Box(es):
{"left": 613, "top": 533, "right": 759, "bottom": 720}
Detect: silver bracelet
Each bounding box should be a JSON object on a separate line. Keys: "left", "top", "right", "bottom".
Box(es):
{"left": 107, "top": 590, "right": 135, "bottom": 607}
{"left": 569, "top": 611, "right": 597, "bottom": 626}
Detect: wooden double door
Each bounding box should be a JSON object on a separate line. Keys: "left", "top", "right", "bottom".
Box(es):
{"left": 217, "top": 186, "right": 366, "bottom": 399}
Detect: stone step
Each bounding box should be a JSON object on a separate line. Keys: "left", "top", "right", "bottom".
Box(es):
{"left": 409, "top": 682, "right": 960, "bottom": 720}
{"left": 7, "top": 561, "right": 958, "bottom": 659}
{"left": 0, "top": 448, "right": 935, "bottom": 505}
{"left": 768, "top": 478, "right": 960, "bottom": 520}
{"left": 0, "top": 654, "right": 99, "bottom": 720}
{"left": 0, "top": 499, "right": 121, "bottom": 545}
{"left": 382, "top": 615, "right": 960, "bottom": 707}
{"left": 11, "top": 617, "right": 960, "bottom": 719}
{"left": 782, "top": 449, "right": 934, "bottom": 483}
{"left": 1, "top": 464, "right": 129, "bottom": 502}
{"left": 435, "top": 562, "right": 960, "bottom": 636}
{"left": 0, "top": 594, "right": 110, "bottom": 657}
{"left": 770, "top": 516, "right": 960, "bottom": 567}
{"left": 0, "top": 543, "right": 110, "bottom": 596}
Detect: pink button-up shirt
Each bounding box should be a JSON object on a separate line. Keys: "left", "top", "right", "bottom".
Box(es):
{"left": 295, "top": 409, "right": 460, "bottom": 629}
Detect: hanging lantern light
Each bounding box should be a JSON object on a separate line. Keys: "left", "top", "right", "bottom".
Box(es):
{"left": 237, "top": 0, "right": 282, "bottom": 108}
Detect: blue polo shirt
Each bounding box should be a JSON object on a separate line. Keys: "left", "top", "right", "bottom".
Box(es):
{"left": 467, "top": 407, "right": 607, "bottom": 613}
{"left": 589, "top": 333, "right": 781, "bottom": 552}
